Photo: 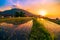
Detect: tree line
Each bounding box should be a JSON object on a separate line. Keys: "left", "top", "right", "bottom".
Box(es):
{"left": 0, "top": 11, "right": 26, "bottom": 18}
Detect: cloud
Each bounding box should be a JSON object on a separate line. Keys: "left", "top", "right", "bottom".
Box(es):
{"left": 0, "top": 0, "right": 60, "bottom": 18}
{"left": 0, "top": 0, "right": 60, "bottom": 13}
{"left": 0, "top": 6, "right": 12, "bottom": 11}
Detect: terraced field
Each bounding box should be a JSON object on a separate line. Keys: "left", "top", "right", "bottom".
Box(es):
{"left": 0, "top": 17, "right": 54, "bottom": 40}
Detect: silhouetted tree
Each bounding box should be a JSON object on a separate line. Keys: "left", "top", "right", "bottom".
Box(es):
{"left": 15, "top": 11, "right": 25, "bottom": 17}
{"left": 56, "top": 18, "right": 59, "bottom": 20}
{"left": 15, "top": 12, "right": 19, "bottom": 17}
{"left": 19, "top": 11, "right": 25, "bottom": 17}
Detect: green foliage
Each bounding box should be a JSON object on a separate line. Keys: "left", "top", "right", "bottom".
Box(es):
{"left": 15, "top": 11, "right": 25, "bottom": 17}
{"left": 55, "top": 20, "right": 60, "bottom": 25}
{"left": 15, "top": 12, "right": 19, "bottom": 17}
{"left": 29, "top": 18, "right": 53, "bottom": 40}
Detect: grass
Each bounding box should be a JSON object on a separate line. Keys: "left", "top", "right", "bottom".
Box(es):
{"left": 0, "top": 17, "right": 55, "bottom": 40}
{"left": 0, "top": 17, "right": 32, "bottom": 25}
{"left": 29, "top": 18, "right": 55, "bottom": 40}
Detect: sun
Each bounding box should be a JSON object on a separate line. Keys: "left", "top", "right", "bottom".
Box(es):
{"left": 38, "top": 10, "right": 47, "bottom": 16}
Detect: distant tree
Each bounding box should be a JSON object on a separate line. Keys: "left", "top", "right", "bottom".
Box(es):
{"left": 56, "top": 18, "right": 59, "bottom": 20}
{"left": 55, "top": 18, "right": 60, "bottom": 24}
{"left": 15, "top": 11, "right": 25, "bottom": 17}
{"left": 0, "top": 15, "right": 2, "bottom": 17}
{"left": 15, "top": 12, "right": 19, "bottom": 17}
{"left": 19, "top": 11, "right": 25, "bottom": 17}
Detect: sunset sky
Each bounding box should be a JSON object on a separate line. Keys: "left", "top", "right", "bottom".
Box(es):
{"left": 0, "top": 0, "right": 60, "bottom": 18}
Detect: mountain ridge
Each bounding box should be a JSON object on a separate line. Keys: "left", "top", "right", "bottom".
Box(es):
{"left": 0, "top": 8, "right": 37, "bottom": 17}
